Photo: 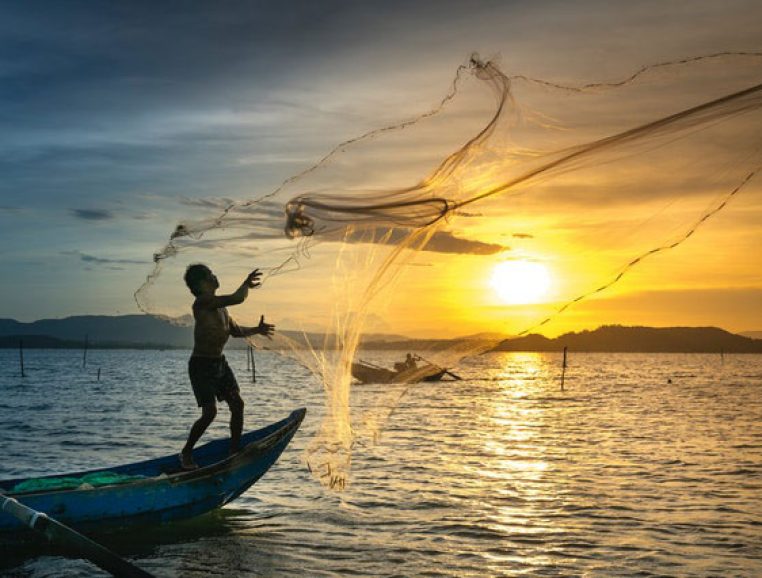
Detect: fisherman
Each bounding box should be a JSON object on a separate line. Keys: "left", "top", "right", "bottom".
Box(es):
{"left": 394, "top": 353, "right": 418, "bottom": 373}
{"left": 180, "top": 264, "right": 274, "bottom": 470}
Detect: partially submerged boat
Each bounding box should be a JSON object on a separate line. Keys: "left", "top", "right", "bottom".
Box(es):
{"left": 351, "top": 361, "right": 447, "bottom": 384}
{"left": 0, "top": 408, "right": 305, "bottom": 540}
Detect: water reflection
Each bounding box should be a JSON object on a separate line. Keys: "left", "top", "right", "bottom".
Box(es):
{"left": 481, "top": 353, "right": 557, "bottom": 552}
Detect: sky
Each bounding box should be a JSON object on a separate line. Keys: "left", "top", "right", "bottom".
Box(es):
{"left": 1, "top": 0, "right": 761, "bottom": 337}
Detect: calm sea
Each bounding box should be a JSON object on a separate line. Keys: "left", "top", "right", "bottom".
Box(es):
{"left": 1, "top": 349, "right": 761, "bottom": 577}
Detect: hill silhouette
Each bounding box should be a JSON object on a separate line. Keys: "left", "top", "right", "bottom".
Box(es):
{"left": 492, "top": 325, "right": 762, "bottom": 353}
{"left": 0, "top": 315, "right": 193, "bottom": 348}
{"left": 0, "top": 315, "right": 408, "bottom": 350}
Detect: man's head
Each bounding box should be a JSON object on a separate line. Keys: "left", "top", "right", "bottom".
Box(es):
{"left": 184, "top": 264, "right": 219, "bottom": 296}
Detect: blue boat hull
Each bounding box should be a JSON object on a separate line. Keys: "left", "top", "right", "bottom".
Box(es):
{"left": 0, "top": 408, "right": 306, "bottom": 538}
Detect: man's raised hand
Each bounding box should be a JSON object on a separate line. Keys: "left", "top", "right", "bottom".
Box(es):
{"left": 245, "top": 269, "right": 263, "bottom": 289}
{"left": 257, "top": 314, "right": 275, "bottom": 339}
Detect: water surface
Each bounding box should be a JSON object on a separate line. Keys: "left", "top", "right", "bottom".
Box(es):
{"left": 1, "top": 349, "right": 761, "bottom": 576}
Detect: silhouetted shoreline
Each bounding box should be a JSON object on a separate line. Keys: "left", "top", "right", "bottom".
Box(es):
{"left": 1, "top": 316, "right": 761, "bottom": 353}
{"left": 490, "top": 325, "right": 762, "bottom": 353}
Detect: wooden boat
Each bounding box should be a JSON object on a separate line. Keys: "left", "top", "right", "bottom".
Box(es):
{"left": 351, "top": 361, "right": 447, "bottom": 384}
{"left": 0, "top": 408, "right": 305, "bottom": 540}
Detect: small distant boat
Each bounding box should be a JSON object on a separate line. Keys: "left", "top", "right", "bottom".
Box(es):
{"left": 0, "top": 408, "right": 305, "bottom": 541}
{"left": 351, "top": 361, "right": 447, "bottom": 384}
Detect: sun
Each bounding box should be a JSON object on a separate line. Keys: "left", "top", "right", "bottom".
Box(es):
{"left": 490, "top": 260, "right": 551, "bottom": 304}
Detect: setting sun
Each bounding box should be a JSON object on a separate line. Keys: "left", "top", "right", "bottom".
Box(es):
{"left": 490, "top": 261, "right": 551, "bottom": 304}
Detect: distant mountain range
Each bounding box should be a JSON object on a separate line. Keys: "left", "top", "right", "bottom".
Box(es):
{"left": 0, "top": 316, "right": 760, "bottom": 353}
{"left": 0, "top": 315, "right": 193, "bottom": 349}
{"left": 491, "top": 325, "right": 762, "bottom": 353}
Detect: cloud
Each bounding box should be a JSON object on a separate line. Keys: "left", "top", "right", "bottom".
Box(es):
{"left": 61, "top": 250, "right": 145, "bottom": 266}
{"left": 425, "top": 231, "right": 508, "bottom": 255}
{"left": 180, "top": 196, "right": 238, "bottom": 209}
{"left": 345, "top": 227, "right": 509, "bottom": 255}
{"left": 70, "top": 208, "right": 114, "bottom": 221}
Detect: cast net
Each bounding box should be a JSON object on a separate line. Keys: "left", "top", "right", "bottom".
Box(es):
{"left": 135, "top": 52, "right": 762, "bottom": 489}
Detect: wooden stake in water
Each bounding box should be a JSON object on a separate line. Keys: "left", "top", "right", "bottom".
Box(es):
{"left": 249, "top": 346, "right": 256, "bottom": 384}
{"left": 19, "top": 339, "right": 25, "bottom": 378}
{"left": 97, "top": 368, "right": 101, "bottom": 382}
{"left": 82, "top": 334, "right": 89, "bottom": 368}
{"left": 560, "top": 346, "right": 568, "bottom": 391}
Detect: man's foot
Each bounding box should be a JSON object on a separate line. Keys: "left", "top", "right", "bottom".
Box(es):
{"left": 179, "top": 450, "right": 199, "bottom": 471}
{"left": 228, "top": 444, "right": 241, "bottom": 457}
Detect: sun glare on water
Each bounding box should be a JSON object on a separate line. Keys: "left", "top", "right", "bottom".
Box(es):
{"left": 490, "top": 260, "right": 551, "bottom": 304}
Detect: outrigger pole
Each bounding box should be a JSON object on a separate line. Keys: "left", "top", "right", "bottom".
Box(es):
{"left": 0, "top": 492, "right": 154, "bottom": 577}
{"left": 414, "top": 353, "right": 463, "bottom": 381}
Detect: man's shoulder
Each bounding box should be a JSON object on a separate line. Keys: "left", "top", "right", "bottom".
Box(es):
{"left": 193, "top": 294, "right": 219, "bottom": 310}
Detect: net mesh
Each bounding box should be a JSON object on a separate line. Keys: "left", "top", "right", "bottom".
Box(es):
{"left": 135, "top": 52, "right": 762, "bottom": 489}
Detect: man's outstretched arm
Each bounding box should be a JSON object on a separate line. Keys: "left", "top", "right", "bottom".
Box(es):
{"left": 196, "top": 269, "right": 262, "bottom": 310}
{"left": 230, "top": 315, "right": 275, "bottom": 339}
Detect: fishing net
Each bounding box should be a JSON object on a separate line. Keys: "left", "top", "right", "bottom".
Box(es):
{"left": 135, "top": 52, "right": 762, "bottom": 489}
{"left": 12, "top": 472, "right": 147, "bottom": 494}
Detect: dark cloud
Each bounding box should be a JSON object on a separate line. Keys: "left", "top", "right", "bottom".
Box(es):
{"left": 180, "top": 197, "right": 238, "bottom": 209}
{"left": 345, "top": 228, "right": 509, "bottom": 255}
{"left": 70, "top": 208, "right": 114, "bottom": 221}
{"left": 61, "top": 250, "right": 145, "bottom": 265}
{"left": 425, "top": 231, "right": 508, "bottom": 255}
{"left": 512, "top": 233, "right": 534, "bottom": 239}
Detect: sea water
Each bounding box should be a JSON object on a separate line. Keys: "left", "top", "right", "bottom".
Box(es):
{"left": 0, "top": 349, "right": 760, "bottom": 577}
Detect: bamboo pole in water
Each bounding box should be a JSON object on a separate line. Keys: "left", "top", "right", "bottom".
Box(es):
{"left": 561, "top": 346, "right": 568, "bottom": 391}
{"left": 19, "top": 339, "right": 25, "bottom": 378}
{"left": 249, "top": 346, "right": 256, "bottom": 383}
{"left": 82, "top": 334, "right": 88, "bottom": 368}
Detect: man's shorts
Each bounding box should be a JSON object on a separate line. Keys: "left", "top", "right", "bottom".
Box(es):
{"left": 188, "top": 355, "right": 240, "bottom": 407}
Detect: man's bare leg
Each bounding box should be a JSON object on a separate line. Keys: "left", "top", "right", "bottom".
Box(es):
{"left": 181, "top": 403, "right": 217, "bottom": 469}
{"left": 226, "top": 391, "right": 245, "bottom": 455}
